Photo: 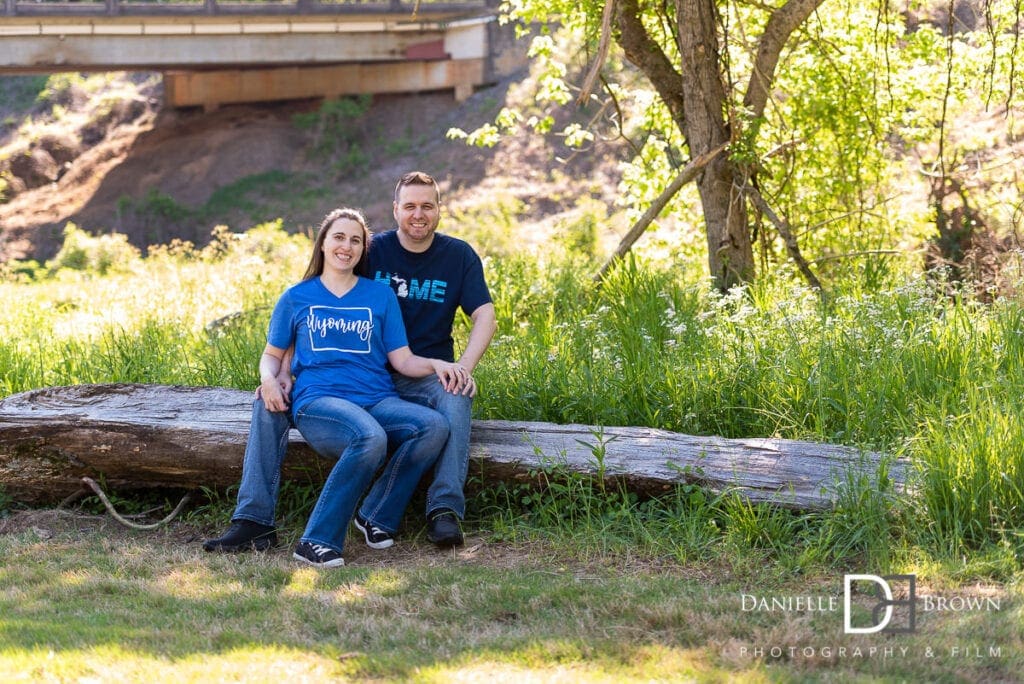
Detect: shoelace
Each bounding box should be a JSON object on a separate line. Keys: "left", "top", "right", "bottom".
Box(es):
{"left": 359, "top": 518, "right": 388, "bottom": 537}
{"left": 309, "top": 543, "right": 335, "bottom": 558}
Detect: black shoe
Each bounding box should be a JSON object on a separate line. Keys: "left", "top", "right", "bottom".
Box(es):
{"left": 353, "top": 515, "right": 395, "bottom": 550}
{"left": 203, "top": 520, "right": 277, "bottom": 552}
{"left": 427, "top": 509, "right": 464, "bottom": 548}
{"left": 293, "top": 541, "right": 345, "bottom": 568}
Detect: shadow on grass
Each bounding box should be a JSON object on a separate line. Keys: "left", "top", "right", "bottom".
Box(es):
{"left": 0, "top": 511, "right": 1020, "bottom": 682}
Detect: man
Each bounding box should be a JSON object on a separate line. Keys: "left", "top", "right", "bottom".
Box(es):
{"left": 204, "top": 171, "right": 496, "bottom": 552}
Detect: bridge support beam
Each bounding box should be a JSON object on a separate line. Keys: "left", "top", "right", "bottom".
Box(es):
{"left": 163, "top": 58, "right": 486, "bottom": 109}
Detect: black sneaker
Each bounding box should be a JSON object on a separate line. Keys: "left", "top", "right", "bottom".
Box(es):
{"left": 292, "top": 541, "right": 345, "bottom": 568}
{"left": 203, "top": 520, "right": 277, "bottom": 552}
{"left": 426, "top": 509, "right": 464, "bottom": 548}
{"left": 353, "top": 514, "right": 395, "bottom": 550}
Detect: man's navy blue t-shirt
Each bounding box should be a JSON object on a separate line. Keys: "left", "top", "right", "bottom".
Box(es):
{"left": 368, "top": 230, "right": 492, "bottom": 362}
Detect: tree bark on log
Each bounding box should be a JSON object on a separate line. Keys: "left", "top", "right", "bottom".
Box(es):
{"left": 0, "top": 384, "right": 905, "bottom": 510}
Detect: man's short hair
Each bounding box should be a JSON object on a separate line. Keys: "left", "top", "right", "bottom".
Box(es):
{"left": 394, "top": 171, "right": 441, "bottom": 204}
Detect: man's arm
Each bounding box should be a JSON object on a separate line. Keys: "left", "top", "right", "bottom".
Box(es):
{"left": 276, "top": 345, "right": 295, "bottom": 392}
{"left": 457, "top": 302, "right": 497, "bottom": 373}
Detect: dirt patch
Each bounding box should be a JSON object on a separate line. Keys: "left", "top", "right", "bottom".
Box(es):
{"left": 0, "top": 508, "right": 112, "bottom": 540}
{"left": 0, "top": 72, "right": 627, "bottom": 264}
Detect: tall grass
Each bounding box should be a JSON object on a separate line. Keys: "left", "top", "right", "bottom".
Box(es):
{"left": 0, "top": 222, "right": 305, "bottom": 395}
{"left": 2, "top": 224, "right": 1023, "bottom": 572}
{"left": 471, "top": 251, "right": 1024, "bottom": 568}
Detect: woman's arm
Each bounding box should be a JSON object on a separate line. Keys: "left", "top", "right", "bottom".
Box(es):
{"left": 387, "top": 346, "right": 475, "bottom": 397}
{"left": 259, "top": 344, "right": 290, "bottom": 412}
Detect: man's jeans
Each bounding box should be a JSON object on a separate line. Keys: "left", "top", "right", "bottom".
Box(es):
{"left": 234, "top": 395, "right": 447, "bottom": 552}
{"left": 390, "top": 374, "right": 473, "bottom": 518}
{"left": 232, "top": 377, "right": 474, "bottom": 529}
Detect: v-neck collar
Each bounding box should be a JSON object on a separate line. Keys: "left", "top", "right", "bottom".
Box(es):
{"left": 316, "top": 275, "right": 361, "bottom": 300}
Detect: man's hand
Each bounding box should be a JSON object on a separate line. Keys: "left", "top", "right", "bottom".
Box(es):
{"left": 254, "top": 371, "right": 292, "bottom": 399}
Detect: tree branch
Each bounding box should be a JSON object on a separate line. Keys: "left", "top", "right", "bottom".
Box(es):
{"left": 614, "top": 0, "right": 687, "bottom": 128}
{"left": 594, "top": 143, "right": 727, "bottom": 284}
{"left": 810, "top": 249, "right": 902, "bottom": 264}
{"left": 577, "top": 0, "right": 616, "bottom": 105}
{"left": 743, "top": 184, "right": 824, "bottom": 294}
{"left": 743, "top": 0, "right": 825, "bottom": 118}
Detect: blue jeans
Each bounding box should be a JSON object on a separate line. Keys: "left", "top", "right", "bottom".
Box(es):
{"left": 232, "top": 398, "right": 292, "bottom": 528}
{"left": 232, "top": 377, "right": 474, "bottom": 528}
{"left": 390, "top": 373, "right": 474, "bottom": 519}
{"left": 233, "top": 395, "right": 447, "bottom": 552}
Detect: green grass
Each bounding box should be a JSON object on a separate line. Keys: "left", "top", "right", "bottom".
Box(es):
{"left": 3, "top": 224, "right": 1024, "bottom": 569}
{"left": 114, "top": 172, "right": 332, "bottom": 240}
{"left": 0, "top": 75, "right": 48, "bottom": 121}
{"left": 0, "top": 511, "right": 1020, "bottom": 682}
{"left": 205, "top": 171, "right": 329, "bottom": 225}
{"left": 466, "top": 254, "right": 1024, "bottom": 568}
{"left": 1, "top": 221, "right": 1024, "bottom": 679}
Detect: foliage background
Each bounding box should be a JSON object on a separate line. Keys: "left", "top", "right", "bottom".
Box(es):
{"left": 0, "top": 4, "right": 1023, "bottom": 679}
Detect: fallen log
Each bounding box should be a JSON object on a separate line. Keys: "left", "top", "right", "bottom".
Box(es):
{"left": 0, "top": 383, "right": 906, "bottom": 510}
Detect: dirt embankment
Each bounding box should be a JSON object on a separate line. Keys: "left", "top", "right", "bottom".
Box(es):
{"left": 0, "top": 71, "right": 627, "bottom": 264}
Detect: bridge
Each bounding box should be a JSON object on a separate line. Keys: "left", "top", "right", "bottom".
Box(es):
{"left": 0, "top": 0, "right": 527, "bottom": 108}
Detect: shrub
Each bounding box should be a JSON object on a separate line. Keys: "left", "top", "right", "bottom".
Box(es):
{"left": 46, "top": 223, "right": 140, "bottom": 275}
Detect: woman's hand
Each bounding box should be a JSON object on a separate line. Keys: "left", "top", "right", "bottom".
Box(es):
{"left": 255, "top": 345, "right": 290, "bottom": 412}
{"left": 260, "top": 375, "right": 291, "bottom": 412}
{"left": 388, "top": 347, "right": 477, "bottom": 396}
{"left": 432, "top": 360, "right": 476, "bottom": 397}
{"left": 253, "top": 368, "right": 293, "bottom": 402}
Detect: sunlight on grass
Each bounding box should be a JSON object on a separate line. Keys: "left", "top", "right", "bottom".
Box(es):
{"left": 0, "top": 522, "right": 1020, "bottom": 682}
{"left": 362, "top": 568, "right": 410, "bottom": 596}
{"left": 415, "top": 643, "right": 741, "bottom": 683}
{"left": 0, "top": 222, "right": 305, "bottom": 337}
{"left": 282, "top": 567, "right": 320, "bottom": 599}
{"left": 0, "top": 644, "right": 340, "bottom": 682}
{"left": 57, "top": 568, "right": 92, "bottom": 587}
{"left": 326, "top": 581, "right": 374, "bottom": 607}
{"left": 0, "top": 643, "right": 760, "bottom": 683}
{"left": 152, "top": 567, "right": 247, "bottom": 600}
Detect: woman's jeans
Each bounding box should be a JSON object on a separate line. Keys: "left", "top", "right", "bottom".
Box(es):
{"left": 237, "top": 395, "right": 447, "bottom": 553}
{"left": 231, "top": 378, "right": 473, "bottom": 532}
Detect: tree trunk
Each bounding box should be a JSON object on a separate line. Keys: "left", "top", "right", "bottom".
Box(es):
{"left": 698, "top": 154, "right": 754, "bottom": 289}
{"left": 0, "top": 384, "right": 905, "bottom": 511}
{"left": 613, "top": 0, "right": 828, "bottom": 290}
{"left": 677, "top": 0, "right": 755, "bottom": 289}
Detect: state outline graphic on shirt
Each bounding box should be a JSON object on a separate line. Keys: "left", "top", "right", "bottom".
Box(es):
{"left": 306, "top": 305, "right": 374, "bottom": 354}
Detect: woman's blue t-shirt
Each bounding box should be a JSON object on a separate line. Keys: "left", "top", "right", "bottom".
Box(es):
{"left": 266, "top": 276, "right": 409, "bottom": 412}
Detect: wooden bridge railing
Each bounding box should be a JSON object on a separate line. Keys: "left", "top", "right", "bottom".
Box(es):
{"left": 3, "top": 0, "right": 493, "bottom": 18}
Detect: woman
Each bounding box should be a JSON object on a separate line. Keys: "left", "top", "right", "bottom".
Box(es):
{"left": 260, "top": 207, "right": 468, "bottom": 567}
